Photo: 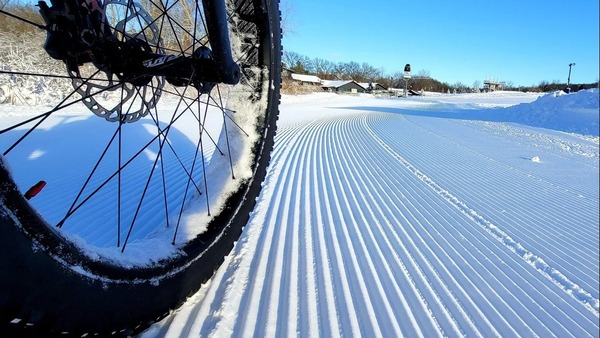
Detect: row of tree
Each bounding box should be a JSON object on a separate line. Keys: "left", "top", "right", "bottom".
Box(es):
{"left": 283, "top": 51, "right": 453, "bottom": 91}
{"left": 283, "top": 51, "right": 503, "bottom": 93}
{"left": 283, "top": 51, "right": 598, "bottom": 93}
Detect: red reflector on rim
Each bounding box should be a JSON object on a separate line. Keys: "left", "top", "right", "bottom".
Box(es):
{"left": 24, "top": 181, "right": 47, "bottom": 200}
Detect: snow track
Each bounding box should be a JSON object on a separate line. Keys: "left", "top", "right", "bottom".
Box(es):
{"left": 144, "top": 93, "right": 599, "bottom": 337}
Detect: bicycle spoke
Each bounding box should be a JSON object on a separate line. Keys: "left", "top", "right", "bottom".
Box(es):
{"left": 193, "top": 0, "right": 209, "bottom": 49}
{"left": 155, "top": 93, "right": 209, "bottom": 186}
{"left": 209, "top": 88, "right": 249, "bottom": 138}
{"left": 0, "top": 8, "right": 46, "bottom": 29}
{"left": 198, "top": 91, "right": 212, "bottom": 214}
{"left": 172, "top": 96, "right": 204, "bottom": 244}
{"left": 57, "top": 78, "right": 200, "bottom": 227}
{"left": 154, "top": 108, "right": 171, "bottom": 230}
{"left": 152, "top": 1, "right": 208, "bottom": 52}
{"left": 0, "top": 70, "right": 111, "bottom": 81}
{"left": 121, "top": 76, "right": 196, "bottom": 251}
{"left": 117, "top": 118, "right": 123, "bottom": 247}
{"left": 213, "top": 86, "right": 235, "bottom": 180}
{"left": 55, "top": 83, "right": 143, "bottom": 229}
{"left": 56, "top": 125, "right": 121, "bottom": 228}
{"left": 132, "top": 84, "right": 205, "bottom": 196}
{"left": 56, "top": 96, "right": 191, "bottom": 227}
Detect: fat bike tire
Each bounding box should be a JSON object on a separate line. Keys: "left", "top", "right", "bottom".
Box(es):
{"left": 0, "top": 0, "right": 282, "bottom": 335}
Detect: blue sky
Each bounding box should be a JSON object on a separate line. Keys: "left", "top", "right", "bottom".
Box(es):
{"left": 281, "top": 0, "right": 599, "bottom": 87}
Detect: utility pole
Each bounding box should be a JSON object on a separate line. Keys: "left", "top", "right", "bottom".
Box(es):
{"left": 567, "top": 63, "right": 575, "bottom": 92}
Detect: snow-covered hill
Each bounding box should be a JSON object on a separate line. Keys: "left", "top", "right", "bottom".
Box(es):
{"left": 141, "top": 90, "right": 599, "bottom": 337}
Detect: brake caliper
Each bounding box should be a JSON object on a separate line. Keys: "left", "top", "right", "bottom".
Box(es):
{"left": 38, "top": 0, "right": 108, "bottom": 62}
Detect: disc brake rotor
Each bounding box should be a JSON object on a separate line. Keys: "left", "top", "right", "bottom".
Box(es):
{"left": 69, "top": 0, "right": 164, "bottom": 123}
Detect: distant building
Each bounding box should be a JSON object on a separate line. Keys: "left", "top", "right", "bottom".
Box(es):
{"left": 321, "top": 80, "right": 365, "bottom": 93}
{"left": 291, "top": 73, "right": 322, "bottom": 86}
{"left": 357, "top": 82, "right": 387, "bottom": 92}
{"left": 484, "top": 78, "right": 505, "bottom": 92}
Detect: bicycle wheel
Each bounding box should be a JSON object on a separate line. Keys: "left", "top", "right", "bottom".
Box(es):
{"left": 0, "top": 0, "right": 281, "bottom": 335}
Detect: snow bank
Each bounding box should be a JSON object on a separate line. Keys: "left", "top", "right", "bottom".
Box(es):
{"left": 501, "top": 89, "right": 599, "bottom": 136}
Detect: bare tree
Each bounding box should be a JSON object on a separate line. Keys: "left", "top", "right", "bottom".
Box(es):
{"left": 280, "top": 0, "right": 296, "bottom": 36}
{"left": 282, "top": 50, "right": 304, "bottom": 69}
{"left": 358, "top": 62, "right": 379, "bottom": 82}
{"left": 313, "top": 58, "right": 332, "bottom": 78}
{"left": 411, "top": 69, "right": 431, "bottom": 91}
{"left": 453, "top": 81, "right": 469, "bottom": 93}
{"left": 0, "top": 0, "right": 10, "bottom": 11}
{"left": 390, "top": 71, "right": 405, "bottom": 88}
{"left": 416, "top": 69, "right": 431, "bottom": 78}
{"left": 318, "top": 59, "right": 336, "bottom": 80}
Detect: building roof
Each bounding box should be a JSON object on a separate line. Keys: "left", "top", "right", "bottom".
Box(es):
{"left": 357, "top": 82, "right": 386, "bottom": 90}
{"left": 291, "top": 73, "right": 321, "bottom": 84}
{"left": 321, "top": 80, "right": 355, "bottom": 88}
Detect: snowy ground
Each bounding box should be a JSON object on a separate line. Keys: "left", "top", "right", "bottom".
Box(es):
{"left": 141, "top": 90, "right": 600, "bottom": 337}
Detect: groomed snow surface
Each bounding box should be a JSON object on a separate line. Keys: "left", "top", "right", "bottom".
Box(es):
{"left": 142, "top": 90, "right": 600, "bottom": 337}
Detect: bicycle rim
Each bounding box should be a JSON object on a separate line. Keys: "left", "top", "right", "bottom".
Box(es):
{"left": 0, "top": 0, "right": 281, "bottom": 335}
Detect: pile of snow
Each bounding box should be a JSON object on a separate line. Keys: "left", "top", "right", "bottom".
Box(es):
{"left": 500, "top": 89, "right": 599, "bottom": 136}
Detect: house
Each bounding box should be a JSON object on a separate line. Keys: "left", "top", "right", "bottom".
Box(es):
{"left": 321, "top": 80, "right": 365, "bottom": 94}
{"left": 290, "top": 73, "right": 322, "bottom": 86}
{"left": 357, "top": 82, "right": 387, "bottom": 92}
